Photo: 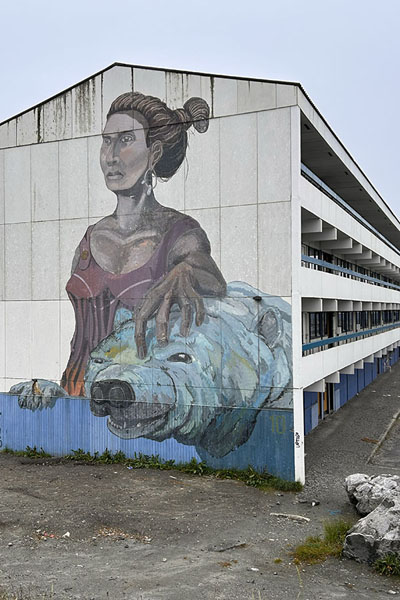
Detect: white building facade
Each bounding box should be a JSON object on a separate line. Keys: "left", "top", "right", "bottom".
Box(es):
{"left": 0, "top": 63, "right": 399, "bottom": 483}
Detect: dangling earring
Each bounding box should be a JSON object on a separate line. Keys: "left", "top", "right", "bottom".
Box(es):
{"left": 141, "top": 168, "right": 157, "bottom": 196}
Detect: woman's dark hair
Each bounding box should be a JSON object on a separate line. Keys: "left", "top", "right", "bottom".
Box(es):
{"left": 107, "top": 92, "right": 210, "bottom": 179}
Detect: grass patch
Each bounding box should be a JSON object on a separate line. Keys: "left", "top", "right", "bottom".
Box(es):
{"left": 1, "top": 446, "right": 51, "bottom": 459}
{"left": 374, "top": 553, "right": 400, "bottom": 577}
{"left": 292, "top": 519, "right": 354, "bottom": 564}
{"left": 67, "top": 449, "right": 303, "bottom": 491}
{"left": 1, "top": 447, "right": 302, "bottom": 492}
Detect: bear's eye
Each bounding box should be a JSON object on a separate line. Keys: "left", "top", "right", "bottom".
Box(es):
{"left": 167, "top": 353, "right": 192, "bottom": 364}
{"left": 93, "top": 358, "right": 105, "bottom": 364}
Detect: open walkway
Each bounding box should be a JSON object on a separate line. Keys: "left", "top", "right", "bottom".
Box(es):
{"left": 302, "top": 360, "right": 400, "bottom": 513}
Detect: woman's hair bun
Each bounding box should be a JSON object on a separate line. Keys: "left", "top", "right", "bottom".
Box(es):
{"left": 107, "top": 92, "right": 210, "bottom": 179}
{"left": 181, "top": 97, "right": 210, "bottom": 133}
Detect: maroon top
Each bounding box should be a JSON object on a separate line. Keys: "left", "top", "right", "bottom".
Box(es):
{"left": 61, "top": 216, "right": 200, "bottom": 396}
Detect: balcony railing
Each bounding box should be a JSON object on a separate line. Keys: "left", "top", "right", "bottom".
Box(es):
{"left": 301, "top": 254, "right": 400, "bottom": 292}
{"left": 302, "top": 322, "right": 400, "bottom": 354}
{"left": 301, "top": 163, "right": 400, "bottom": 257}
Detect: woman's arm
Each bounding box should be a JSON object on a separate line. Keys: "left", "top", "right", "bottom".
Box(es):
{"left": 134, "top": 227, "right": 226, "bottom": 359}
{"left": 167, "top": 228, "right": 226, "bottom": 296}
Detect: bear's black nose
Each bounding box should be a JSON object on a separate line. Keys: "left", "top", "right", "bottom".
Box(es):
{"left": 90, "top": 380, "right": 135, "bottom": 412}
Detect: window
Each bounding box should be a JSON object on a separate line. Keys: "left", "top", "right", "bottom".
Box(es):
{"left": 338, "top": 312, "right": 353, "bottom": 333}
{"left": 309, "top": 312, "right": 328, "bottom": 340}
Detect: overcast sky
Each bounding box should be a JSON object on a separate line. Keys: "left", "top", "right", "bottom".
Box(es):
{"left": 1, "top": 0, "right": 399, "bottom": 215}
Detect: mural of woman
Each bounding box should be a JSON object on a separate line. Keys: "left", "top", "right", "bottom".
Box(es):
{"left": 14, "top": 93, "right": 226, "bottom": 399}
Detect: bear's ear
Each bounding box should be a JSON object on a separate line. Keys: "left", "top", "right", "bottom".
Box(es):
{"left": 258, "top": 307, "right": 282, "bottom": 347}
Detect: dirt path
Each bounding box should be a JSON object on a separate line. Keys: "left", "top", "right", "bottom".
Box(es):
{"left": 2, "top": 363, "right": 400, "bottom": 599}
{"left": 1, "top": 453, "right": 400, "bottom": 600}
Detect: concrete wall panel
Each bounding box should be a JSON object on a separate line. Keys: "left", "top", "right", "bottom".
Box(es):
{"left": 59, "top": 138, "right": 88, "bottom": 220}
{"left": 166, "top": 71, "right": 184, "bottom": 109}
{"left": 182, "top": 73, "right": 202, "bottom": 101}
{"left": 102, "top": 66, "right": 133, "bottom": 127}
{"left": 221, "top": 204, "right": 257, "bottom": 288}
{"left": 4, "top": 146, "right": 30, "bottom": 224}
{"left": 0, "top": 225, "right": 4, "bottom": 300}
{"left": 213, "top": 77, "right": 238, "bottom": 117}
{"left": 155, "top": 165, "right": 185, "bottom": 212}
{"left": 31, "top": 300, "right": 60, "bottom": 381}
{"left": 0, "top": 302, "right": 4, "bottom": 384}
{"left": 42, "top": 91, "right": 72, "bottom": 142}
{"left": 133, "top": 67, "right": 166, "bottom": 101}
{"left": 258, "top": 202, "right": 292, "bottom": 297}
{"left": 185, "top": 117, "right": 220, "bottom": 210}
{"left": 237, "top": 80, "right": 276, "bottom": 113}
{"left": 59, "top": 217, "right": 89, "bottom": 300}
{"left": 5, "top": 222, "right": 31, "bottom": 300}
{"left": 60, "top": 298, "right": 76, "bottom": 382}
{"left": 220, "top": 113, "right": 257, "bottom": 207}
{"left": 31, "top": 142, "right": 59, "bottom": 222}
{"left": 72, "top": 75, "right": 102, "bottom": 138}
{"left": 185, "top": 207, "right": 221, "bottom": 269}
{"left": 0, "top": 120, "right": 17, "bottom": 149}
{"left": 5, "top": 301, "right": 32, "bottom": 382}
{"left": 258, "top": 108, "right": 291, "bottom": 204}
{"left": 277, "top": 84, "right": 297, "bottom": 108}
{"left": 88, "top": 135, "right": 115, "bottom": 219}
{"left": 0, "top": 150, "right": 4, "bottom": 224}
{"left": 16, "top": 108, "right": 39, "bottom": 146}
{"left": 32, "top": 221, "right": 60, "bottom": 301}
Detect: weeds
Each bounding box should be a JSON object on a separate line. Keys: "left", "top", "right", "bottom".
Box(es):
{"left": 1, "top": 447, "right": 302, "bottom": 492}
{"left": 66, "top": 449, "right": 302, "bottom": 491}
{"left": 1, "top": 446, "right": 51, "bottom": 459}
{"left": 374, "top": 553, "right": 400, "bottom": 577}
{"left": 292, "top": 519, "right": 355, "bottom": 564}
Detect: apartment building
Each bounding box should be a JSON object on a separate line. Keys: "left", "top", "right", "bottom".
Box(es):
{"left": 0, "top": 63, "right": 398, "bottom": 483}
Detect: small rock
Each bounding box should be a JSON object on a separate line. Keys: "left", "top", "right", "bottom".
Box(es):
{"left": 7, "top": 542, "right": 13, "bottom": 547}
{"left": 162, "top": 558, "right": 167, "bottom": 562}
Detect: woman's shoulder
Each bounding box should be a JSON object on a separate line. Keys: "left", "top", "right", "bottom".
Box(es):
{"left": 156, "top": 206, "right": 200, "bottom": 230}
{"left": 90, "top": 215, "right": 115, "bottom": 233}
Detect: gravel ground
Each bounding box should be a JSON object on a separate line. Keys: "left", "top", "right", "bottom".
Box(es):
{"left": 1, "top": 363, "right": 400, "bottom": 599}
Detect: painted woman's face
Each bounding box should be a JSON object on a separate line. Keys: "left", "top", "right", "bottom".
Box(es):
{"left": 100, "top": 112, "right": 151, "bottom": 193}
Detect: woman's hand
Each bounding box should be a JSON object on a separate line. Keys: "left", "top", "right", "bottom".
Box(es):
{"left": 9, "top": 379, "right": 67, "bottom": 411}
{"left": 134, "top": 262, "right": 205, "bottom": 359}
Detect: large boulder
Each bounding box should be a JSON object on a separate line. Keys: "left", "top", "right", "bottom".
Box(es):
{"left": 343, "top": 495, "right": 400, "bottom": 563}
{"left": 345, "top": 473, "right": 400, "bottom": 515}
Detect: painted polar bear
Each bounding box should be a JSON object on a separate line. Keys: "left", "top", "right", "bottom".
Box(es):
{"left": 11, "top": 283, "right": 292, "bottom": 458}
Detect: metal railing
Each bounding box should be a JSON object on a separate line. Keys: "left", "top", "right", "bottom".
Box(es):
{"left": 301, "top": 163, "right": 400, "bottom": 257}
{"left": 301, "top": 255, "right": 400, "bottom": 292}
{"left": 302, "top": 322, "right": 400, "bottom": 354}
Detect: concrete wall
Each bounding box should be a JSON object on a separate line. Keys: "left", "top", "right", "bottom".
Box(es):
{"left": 0, "top": 65, "right": 297, "bottom": 479}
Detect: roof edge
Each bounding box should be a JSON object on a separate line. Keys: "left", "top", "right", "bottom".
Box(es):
{"left": 0, "top": 61, "right": 301, "bottom": 126}
{"left": 0, "top": 61, "right": 396, "bottom": 224}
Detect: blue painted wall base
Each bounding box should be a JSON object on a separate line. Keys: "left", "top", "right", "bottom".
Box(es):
{"left": 0, "top": 395, "right": 295, "bottom": 481}
{"left": 304, "top": 348, "right": 400, "bottom": 435}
